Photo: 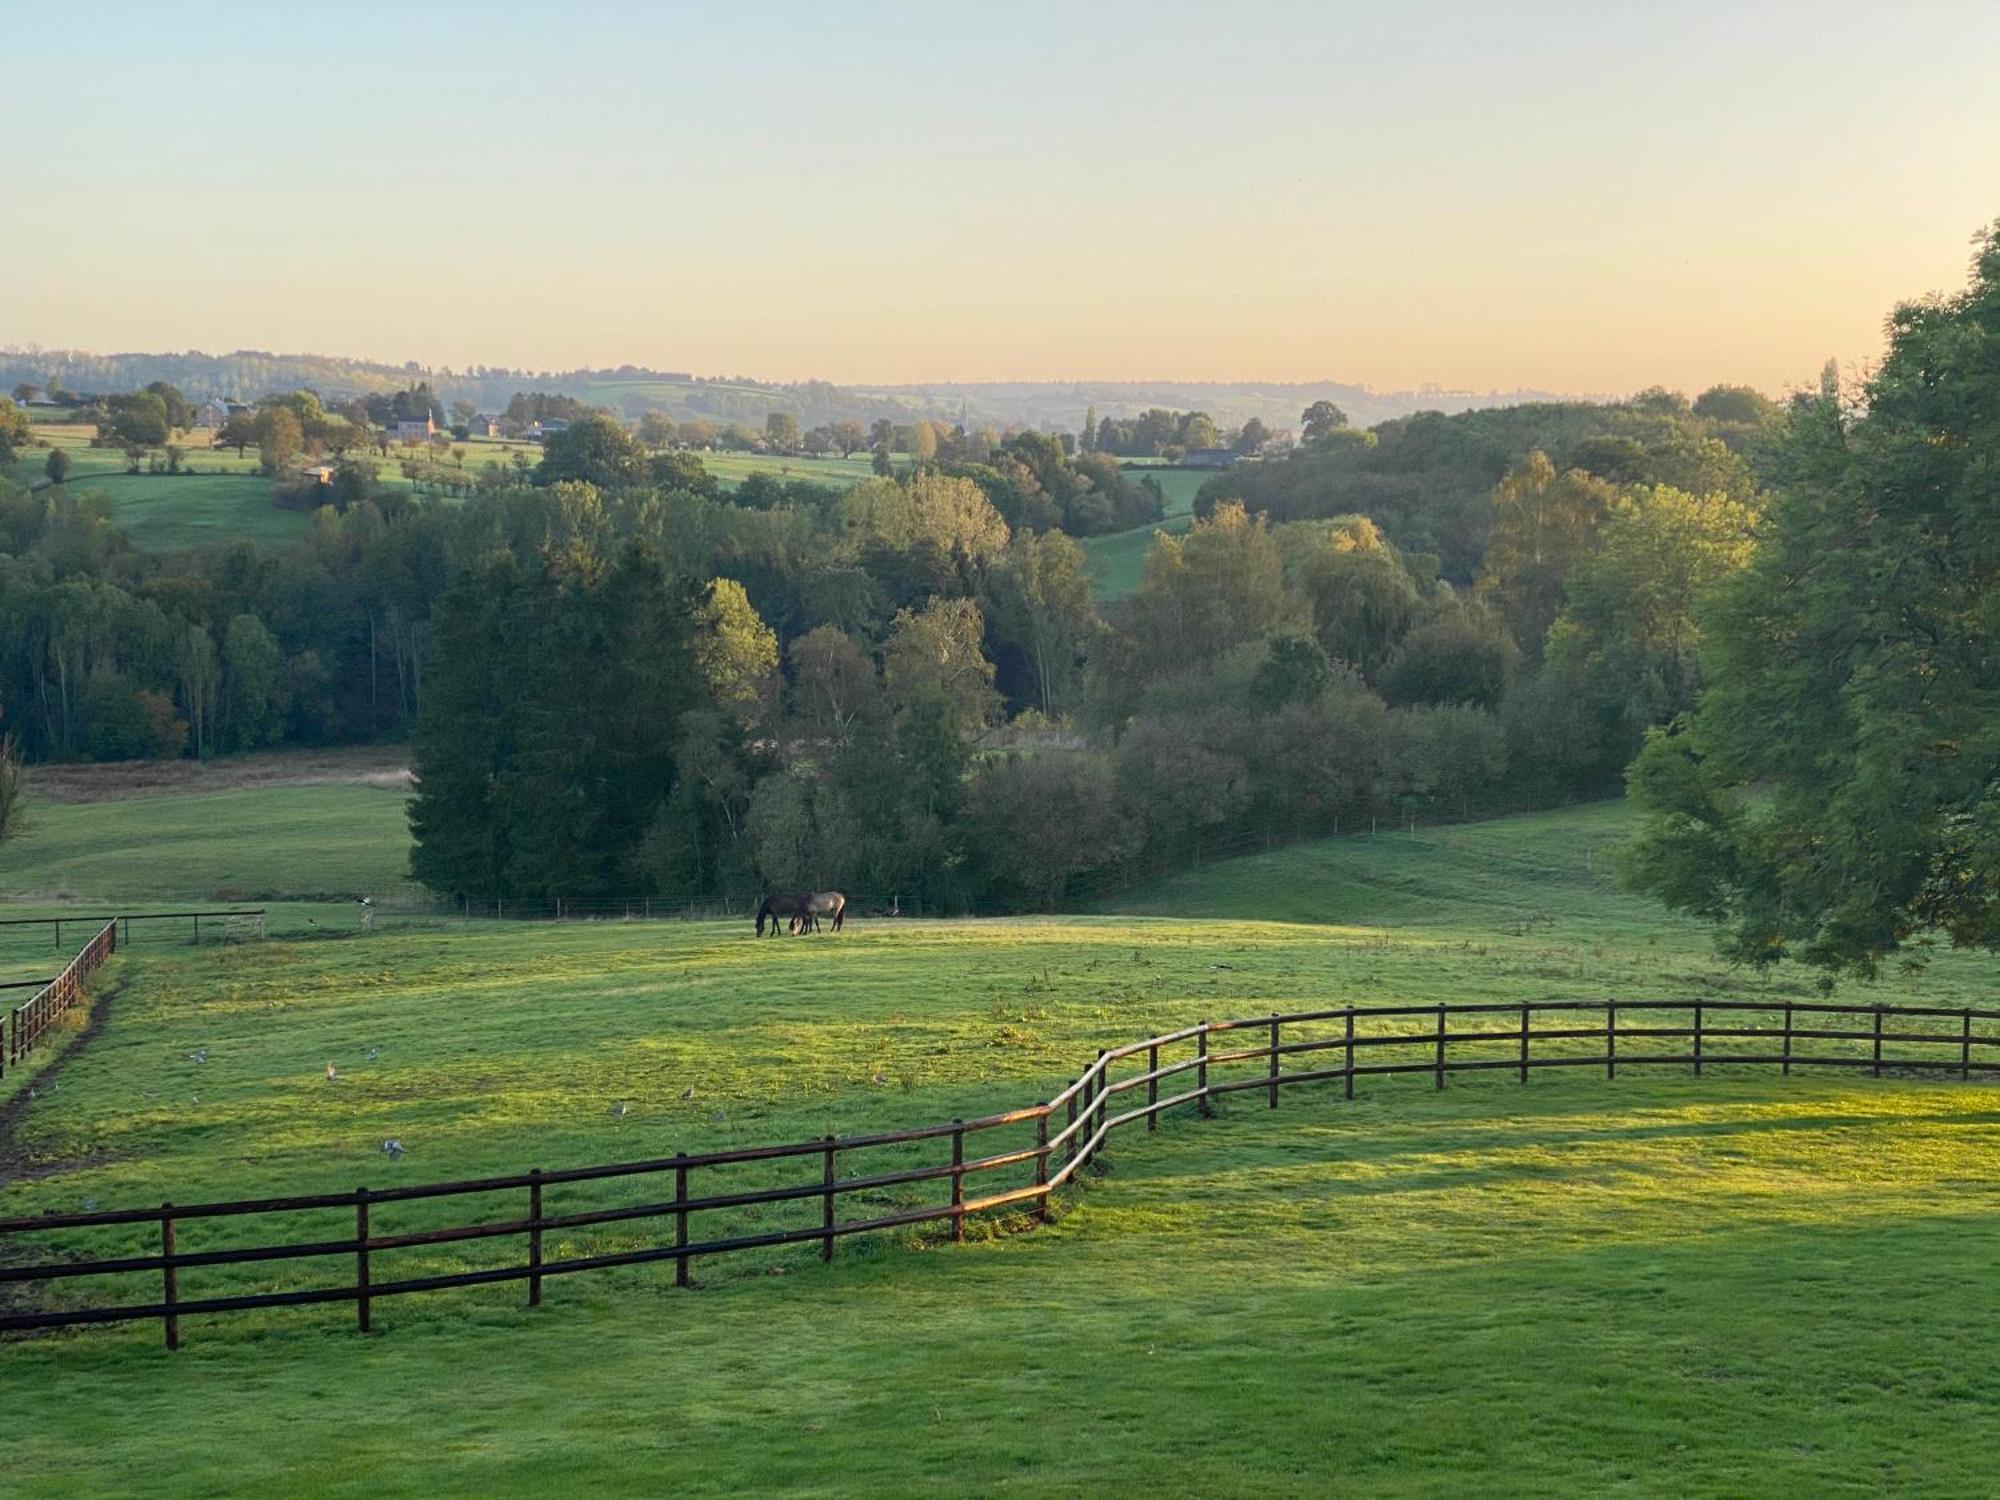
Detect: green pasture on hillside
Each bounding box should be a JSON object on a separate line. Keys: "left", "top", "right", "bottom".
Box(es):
{"left": 1082, "top": 463, "right": 1209, "bottom": 600}
{"left": 3, "top": 798, "right": 1998, "bottom": 1493}
{"left": 700, "top": 449, "right": 879, "bottom": 491}
{"left": 0, "top": 782, "right": 416, "bottom": 905}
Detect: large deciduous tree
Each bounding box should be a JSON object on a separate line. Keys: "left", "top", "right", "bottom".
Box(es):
{"left": 1476, "top": 450, "right": 1618, "bottom": 654}
{"left": 536, "top": 412, "right": 646, "bottom": 490}
{"left": 1626, "top": 225, "right": 2000, "bottom": 976}
{"left": 1301, "top": 400, "right": 1348, "bottom": 444}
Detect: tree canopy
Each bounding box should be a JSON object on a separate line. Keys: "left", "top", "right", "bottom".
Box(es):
{"left": 1626, "top": 224, "right": 2000, "bottom": 976}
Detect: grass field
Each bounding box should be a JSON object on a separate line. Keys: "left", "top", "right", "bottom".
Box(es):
{"left": 699, "top": 450, "right": 879, "bottom": 491}
{"left": 2, "top": 760, "right": 416, "bottom": 907}
{"left": 1082, "top": 464, "right": 1207, "bottom": 600}
{"left": 4, "top": 794, "right": 1999, "bottom": 1494}
{"left": 7, "top": 422, "right": 889, "bottom": 550}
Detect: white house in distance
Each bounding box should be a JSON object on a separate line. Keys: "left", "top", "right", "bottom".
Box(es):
{"left": 392, "top": 415, "right": 436, "bottom": 443}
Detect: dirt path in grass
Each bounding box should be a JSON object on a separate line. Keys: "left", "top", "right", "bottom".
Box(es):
{"left": 24, "top": 746, "right": 412, "bottom": 804}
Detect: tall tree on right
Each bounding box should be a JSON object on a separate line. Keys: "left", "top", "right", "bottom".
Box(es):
{"left": 1625, "top": 223, "right": 2000, "bottom": 977}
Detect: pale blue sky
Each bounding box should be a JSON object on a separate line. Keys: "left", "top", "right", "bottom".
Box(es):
{"left": 6, "top": 0, "right": 1997, "bottom": 393}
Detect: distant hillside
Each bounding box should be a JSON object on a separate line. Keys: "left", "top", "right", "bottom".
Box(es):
{"left": 0, "top": 347, "right": 1576, "bottom": 433}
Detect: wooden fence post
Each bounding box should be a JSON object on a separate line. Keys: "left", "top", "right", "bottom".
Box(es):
{"left": 1693, "top": 1002, "right": 1704, "bottom": 1077}
{"left": 1146, "top": 1043, "right": 1159, "bottom": 1132}
{"left": 1196, "top": 1023, "right": 1211, "bottom": 1117}
{"left": 820, "top": 1137, "right": 837, "bottom": 1264}
{"left": 355, "top": 1187, "right": 371, "bottom": 1333}
{"left": 1963, "top": 1009, "right": 1973, "bottom": 1081}
{"left": 527, "top": 1168, "right": 543, "bottom": 1308}
{"left": 1267, "top": 1015, "right": 1280, "bottom": 1108}
{"left": 1873, "top": 1008, "right": 1883, "bottom": 1077}
{"left": 1098, "top": 1054, "right": 1113, "bottom": 1157}
{"left": 1344, "top": 1008, "right": 1356, "bottom": 1100}
{"left": 160, "top": 1204, "right": 179, "bottom": 1351}
{"left": 950, "top": 1120, "right": 966, "bottom": 1243}
{"left": 1782, "top": 1002, "right": 1793, "bottom": 1075}
{"left": 1518, "top": 1001, "right": 1530, "bottom": 1083}
{"left": 1606, "top": 1001, "right": 1617, "bottom": 1081}
{"left": 1033, "top": 1107, "right": 1050, "bottom": 1222}
{"left": 1096, "top": 1048, "right": 1112, "bottom": 1168}
{"left": 674, "top": 1154, "right": 690, "bottom": 1287}
{"left": 1065, "top": 1088, "right": 1078, "bottom": 1168}
{"left": 1434, "top": 1004, "right": 1446, "bottom": 1090}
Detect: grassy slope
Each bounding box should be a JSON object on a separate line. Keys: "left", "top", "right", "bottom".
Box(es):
{"left": 1082, "top": 465, "right": 1207, "bottom": 600}
{"left": 3, "top": 804, "right": 1999, "bottom": 1493}
{"left": 10, "top": 425, "right": 310, "bottom": 549}
{"left": 0, "top": 782, "right": 415, "bottom": 904}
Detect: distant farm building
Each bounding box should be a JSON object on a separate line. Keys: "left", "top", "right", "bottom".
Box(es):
{"left": 1183, "top": 447, "right": 1238, "bottom": 469}
{"left": 469, "top": 414, "right": 504, "bottom": 438}
{"left": 393, "top": 416, "right": 436, "bottom": 443}
{"left": 196, "top": 398, "right": 253, "bottom": 429}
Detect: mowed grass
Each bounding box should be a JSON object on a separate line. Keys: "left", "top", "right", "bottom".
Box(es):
{"left": 0, "top": 782, "right": 416, "bottom": 904}
{"left": 3, "top": 802, "right": 2000, "bottom": 1493}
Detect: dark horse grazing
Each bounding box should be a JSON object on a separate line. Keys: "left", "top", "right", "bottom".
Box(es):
{"left": 755, "top": 892, "right": 811, "bottom": 936}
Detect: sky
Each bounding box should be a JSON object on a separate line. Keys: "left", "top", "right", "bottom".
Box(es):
{"left": 5, "top": 0, "right": 1998, "bottom": 397}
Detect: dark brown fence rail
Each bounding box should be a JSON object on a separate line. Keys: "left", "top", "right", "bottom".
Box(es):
{"left": 2, "top": 920, "right": 118, "bottom": 1080}
{"left": 4, "top": 994, "right": 1998, "bottom": 1349}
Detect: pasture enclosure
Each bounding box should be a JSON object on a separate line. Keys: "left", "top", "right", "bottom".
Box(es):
{"left": 7, "top": 963, "right": 1997, "bottom": 1348}
{"left": 4, "top": 805, "right": 1999, "bottom": 1496}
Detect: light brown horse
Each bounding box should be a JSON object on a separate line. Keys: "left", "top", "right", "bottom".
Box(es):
{"left": 792, "top": 890, "right": 847, "bottom": 933}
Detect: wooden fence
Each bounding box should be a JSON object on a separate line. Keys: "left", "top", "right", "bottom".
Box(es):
{"left": 0, "top": 910, "right": 265, "bottom": 952}
{"left": 4, "top": 994, "right": 1997, "bottom": 1349}
{"left": 2, "top": 920, "right": 118, "bottom": 1080}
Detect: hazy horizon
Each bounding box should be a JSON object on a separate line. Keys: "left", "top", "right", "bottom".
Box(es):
{"left": 8, "top": 0, "right": 1998, "bottom": 396}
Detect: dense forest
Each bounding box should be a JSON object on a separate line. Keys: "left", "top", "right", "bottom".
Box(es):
{"left": 0, "top": 331, "right": 1802, "bottom": 913}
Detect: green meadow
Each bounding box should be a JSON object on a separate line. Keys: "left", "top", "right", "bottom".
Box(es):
{"left": 2, "top": 791, "right": 1997, "bottom": 1495}
{"left": 0, "top": 781, "right": 416, "bottom": 907}
{"left": 1082, "top": 464, "right": 1208, "bottom": 600}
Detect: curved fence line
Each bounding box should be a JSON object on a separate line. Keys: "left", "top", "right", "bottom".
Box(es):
{"left": 4, "top": 988, "right": 1998, "bottom": 1350}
